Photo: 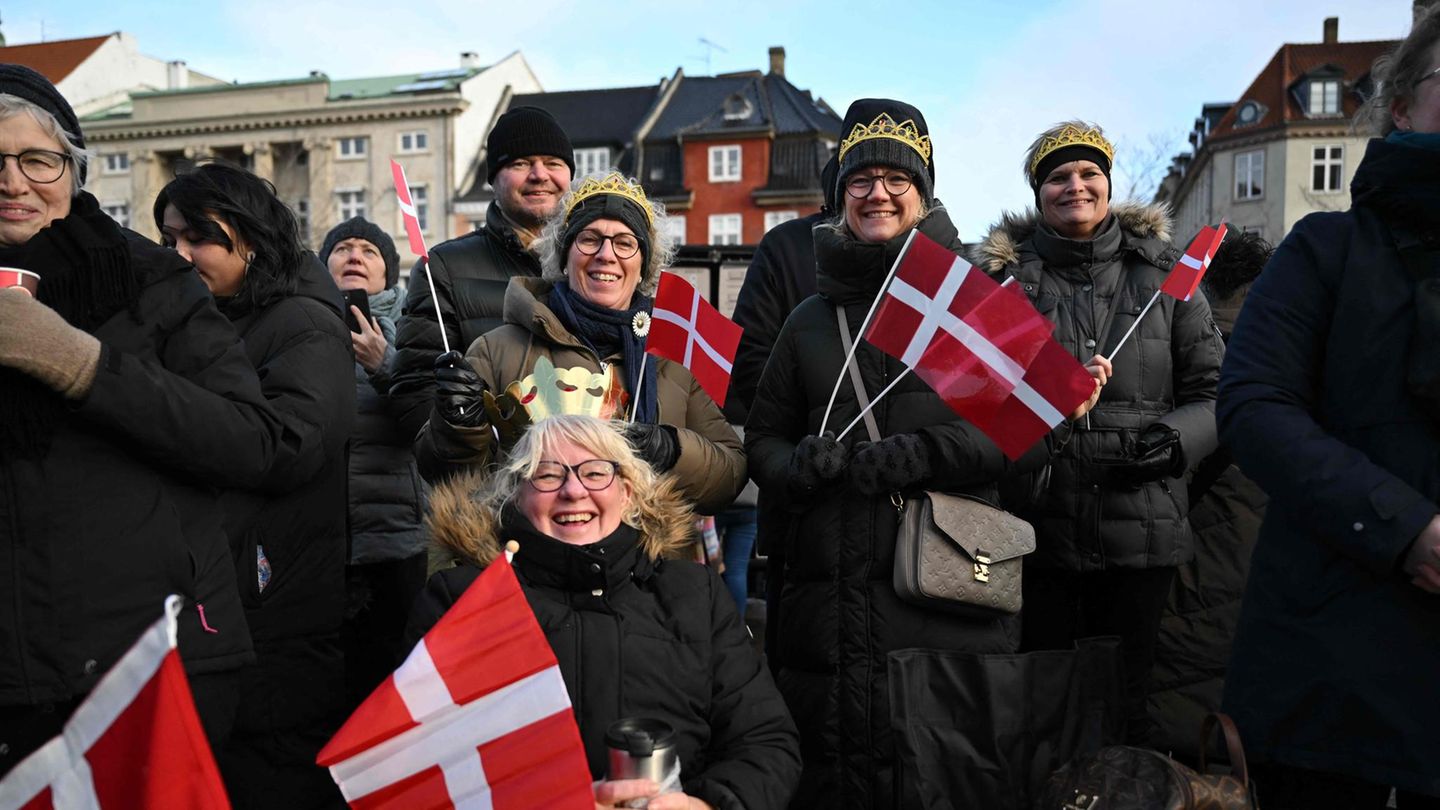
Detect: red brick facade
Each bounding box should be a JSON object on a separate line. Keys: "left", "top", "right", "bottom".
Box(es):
{"left": 680, "top": 136, "right": 822, "bottom": 245}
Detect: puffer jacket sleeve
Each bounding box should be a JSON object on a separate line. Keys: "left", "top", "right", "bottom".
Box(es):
{"left": 390, "top": 251, "right": 462, "bottom": 441}
{"left": 742, "top": 306, "right": 810, "bottom": 502}
{"left": 1219, "top": 214, "right": 1434, "bottom": 574}
{"left": 1155, "top": 282, "right": 1224, "bottom": 472}
{"left": 683, "top": 572, "right": 801, "bottom": 809}
{"left": 917, "top": 419, "right": 1048, "bottom": 491}
{"left": 413, "top": 335, "right": 501, "bottom": 484}
{"left": 669, "top": 369, "right": 747, "bottom": 514}
{"left": 726, "top": 231, "right": 794, "bottom": 425}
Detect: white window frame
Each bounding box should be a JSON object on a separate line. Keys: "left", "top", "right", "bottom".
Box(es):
{"left": 101, "top": 153, "right": 129, "bottom": 175}
{"left": 708, "top": 145, "right": 741, "bottom": 182}
{"left": 664, "top": 215, "right": 687, "bottom": 245}
{"left": 1310, "top": 144, "right": 1345, "bottom": 193}
{"left": 763, "top": 210, "right": 799, "bottom": 233}
{"left": 1234, "top": 150, "right": 1264, "bottom": 201}
{"left": 336, "top": 188, "right": 367, "bottom": 220}
{"left": 336, "top": 137, "right": 368, "bottom": 161}
{"left": 708, "top": 213, "right": 742, "bottom": 246}
{"left": 1309, "top": 79, "right": 1341, "bottom": 116}
{"left": 574, "top": 147, "right": 611, "bottom": 179}
{"left": 101, "top": 201, "right": 130, "bottom": 229}
{"left": 407, "top": 184, "right": 429, "bottom": 233}
{"left": 397, "top": 131, "right": 430, "bottom": 154}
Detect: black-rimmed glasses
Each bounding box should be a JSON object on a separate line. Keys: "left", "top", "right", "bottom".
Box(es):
{"left": 845, "top": 171, "right": 914, "bottom": 199}
{"left": 528, "top": 459, "right": 620, "bottom": 492}
{"left": 574, "top": 229, "right": 641, "bottom": 259}
{"left": 0, "top": 150, "right": 70, "bottom": 185}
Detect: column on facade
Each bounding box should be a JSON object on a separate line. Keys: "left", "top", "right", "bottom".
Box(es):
{"left": 129, "top": 150, "right": 164, "bottom": 242}
{"left": 304, "top": 136, "right": 335, "bottom": 240}
{"left": 247, "top": 141, "right": 274, "bottom": 182}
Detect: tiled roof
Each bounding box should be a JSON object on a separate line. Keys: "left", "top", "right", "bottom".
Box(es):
{"left": 0, "top": 34, "right": 111, "bottom": 83}
{"left": 1208, "top": 38, "right": 1396, "bottom": 141}
{"left": 510, "top": 85, "right": 661, "bottom": 147}
{"left": 649, "top": 71, "right": 841, "bottom": 141}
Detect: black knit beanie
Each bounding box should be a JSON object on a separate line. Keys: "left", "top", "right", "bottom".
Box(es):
{"left": 486, "top": 106, "right": 575, "bottom": 182}
{"left": 0, "top": 63, "right": 86, "bottom": 183}
{"left": 835, "top": 98, "right": 934, "bottom": 205}
{"left": 562, "top": 193, "right": 652, "bottom": 278}
{"left": 820, "top": 152, "right": 839, "bottom": 214}
{"left": 320, "top": 216, "right": 401, "bottom": 288}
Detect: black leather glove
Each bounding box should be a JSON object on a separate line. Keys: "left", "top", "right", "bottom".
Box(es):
{"left": 1091, "top": 424, "right": 1182, "bottom": 488}
{"left": 788, "top": 432, "right": 849, "bottom": 495}
{"left": 433, "top": 350, "right": 488, "bottom": 428}
{"left": 624, "top": 422, "right": 680, "bottom": 473}
{"left": 848, "top": 433, "right": 933, "bottom": 496}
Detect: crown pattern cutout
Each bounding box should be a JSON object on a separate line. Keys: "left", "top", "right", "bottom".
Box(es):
{"left": 564, "top": 172, "right": 655, "bottom": 226}
{"left": 504, "top": 356, "right": 629, "bottom": 422}
{"left": 1027, "top": 123, "right": 1116, "bottom": 179}
{"left": 838, "top": 113, "right": 933, "bottom": 166}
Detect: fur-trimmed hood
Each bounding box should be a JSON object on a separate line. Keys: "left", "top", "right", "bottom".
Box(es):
{"left": 426, "top": 469, "right": 696, "bottom": 570}
{"left": 968, "top": 201, "right": 1173, "bottom": 274}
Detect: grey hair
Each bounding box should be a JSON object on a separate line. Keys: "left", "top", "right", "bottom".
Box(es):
{"left": 533, "top": 175, "right": 676, "bottom": 298}
{"left": 1362, "top": 6, "right": 1440, "bottom": 135}
{"left": 1022, "top": 119, "right": 1110, "bottom": 187}
{"left": 0, "top": 94, "right": 92, "bottom": 196}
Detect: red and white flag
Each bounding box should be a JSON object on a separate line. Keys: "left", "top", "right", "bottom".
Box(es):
{"left": 646, "top": 271, "right": 744, "bottom": 407}
{"left": 317, "top": 555, "right": 592, "bottom": 810}
{"left": 966, "top": 338, "right": 1098, "bottom": 460}
{"left": 864, "top": 231, "right": 1054, "bottom": 422}
{"left": 391, "top": 160, "right": 429, "bottom": 260}
{"left": 1159, "top": 223, "right": 1227, "bottom": 302}
{"left": 0, "top": 596, "right": 231, "bottom": 810}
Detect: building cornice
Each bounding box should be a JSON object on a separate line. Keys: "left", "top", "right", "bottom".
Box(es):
{"left": 83, "top": 96, "right": 468, "bottom": 141}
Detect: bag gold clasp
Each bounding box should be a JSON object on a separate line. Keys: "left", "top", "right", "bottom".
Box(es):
{"left": 974, "top": 552, "right": 991, "bottom": 583}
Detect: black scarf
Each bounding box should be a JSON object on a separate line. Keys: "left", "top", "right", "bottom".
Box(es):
{"left": 500, "top": 506, "right": 654, "bottom": 594}
{"left": 546, "top": 281, "right": 659, "bottom": 424}
{"left": 0, "top": 192, "right": 139, "bottom": 460}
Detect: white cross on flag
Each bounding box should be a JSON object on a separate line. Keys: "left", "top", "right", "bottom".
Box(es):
{"left": 317, "top": 555, "right": 593, "bottom": 810}
{"left": 0, "top": 596, "right": 231, "bottom": 810}
{"left": 1159, "top": 223, "right": 1228, "bottom": 302}
{"left": 646, "top": 271, "right": 744, "bottom": 407}
{"left": 391, "top": 160, "right": 429, "bottom": 260}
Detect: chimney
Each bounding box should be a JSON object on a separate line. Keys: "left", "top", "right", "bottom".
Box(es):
{"left": 769, "top": 46, "right": 785, "bottom": 77}
{"left": 461, "top": 51, "right": 481, "bottom": 69}
{"left": 1323, "top": 17, "right": 1339, "bottom": 44}
{"left": 166, "top": 60, "right": 187, "bottom": 90}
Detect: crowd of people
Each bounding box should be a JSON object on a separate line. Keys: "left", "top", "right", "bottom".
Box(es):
{"left": 2, "top": 10, "right": 1440, "bottom": 808}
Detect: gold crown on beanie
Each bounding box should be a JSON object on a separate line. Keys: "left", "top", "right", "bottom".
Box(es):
{"left": 838, "top": 113, "right": 933, "bottom": 167}
{"left": 563, "top": 172, "right": 655, "bottom": 226}
{"left": 1027, "top": 123, "right": 1115, "bottom": 180}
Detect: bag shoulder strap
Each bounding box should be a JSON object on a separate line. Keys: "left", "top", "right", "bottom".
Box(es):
{"left": 1197, "top": 712, "right": 1250, "bottom": 787}
{"left": 835, "top": 304, "right": 882, "bottom": 442}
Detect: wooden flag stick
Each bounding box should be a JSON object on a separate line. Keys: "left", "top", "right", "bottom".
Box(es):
{"left": 836, "top": 369, "right": 912, "bottom": 442}
{"left": 628, "top": 353, "right": 649, "bottom": 423}
{"left": 1103, "top": 288, "right": 1161, "bottom": 362}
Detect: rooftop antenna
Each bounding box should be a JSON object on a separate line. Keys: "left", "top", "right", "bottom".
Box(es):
{"left": 697, "top": 37, "right": 727, "bottom": 75}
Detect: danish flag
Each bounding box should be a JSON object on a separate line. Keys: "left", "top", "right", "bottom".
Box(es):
{"left": 0, "top": 596, "right": 231, "bottom": 810}
{"left": 646, "top": 272, "right": 744, "bottom": 407}
{"left": 1160, "top": 223, "right": 1228, "bottom": 302}
{"left": 317, "top": 555, "right": 592, "bottom": 810}
{"left": 391, "top": 160, "right": 429, "bottom": 260}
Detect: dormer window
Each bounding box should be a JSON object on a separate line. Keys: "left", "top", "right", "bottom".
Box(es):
{"left": 722, "top": 93, "right": 754, "bottom": 122}
{"left": 1234, "top": 100, "right": 1266, "bottom": 128}
{"left": 1295, "top": 67, "right": 1345, "bottom": 118}
{"left": 1309, "top": 79, "right": 1341, "bottom": 116}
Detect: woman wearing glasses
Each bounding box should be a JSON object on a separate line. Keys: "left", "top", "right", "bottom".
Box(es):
{"left": 745, "top": 99, "right": 1040, "bottom": 808}
{"left": 410, "top": 414, "right": 799, "bottom": 809}
{"left": 418, "top": 171, "right": 744, "bottom": 515}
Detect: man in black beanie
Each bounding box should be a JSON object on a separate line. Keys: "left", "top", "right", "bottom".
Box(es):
{"left": 389, "top": 105, "right": 574, "bottom": 448}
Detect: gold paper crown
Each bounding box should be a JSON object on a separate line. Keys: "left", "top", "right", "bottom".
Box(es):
{"left": 837, "top": 113, "right": 933, "bottom": 167}
{"left": 563, "top": 172, "right": 655, "bottom": 226}
{"left": 1027, "top": 123, "right": 1115, "bottom": 180}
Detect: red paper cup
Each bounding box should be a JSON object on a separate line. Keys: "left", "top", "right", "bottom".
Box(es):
{"left": 0, "top": 268, "right": 40, "bottom": 296}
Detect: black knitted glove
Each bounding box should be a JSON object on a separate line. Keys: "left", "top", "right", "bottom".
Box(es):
{"left": 848, "top": 433, "right": 934, "bottom": 496}
{"left": 623, "top": 422, "right": 680, "bottom": 473}
{"left": 1091, "top": 424, "right": 1182, "bottom": 488}
{"left": 433, "top": 350, "right": 488, "bottom": 428}
{"left": 788, "top": 432, "right": 849, "bottom": 495}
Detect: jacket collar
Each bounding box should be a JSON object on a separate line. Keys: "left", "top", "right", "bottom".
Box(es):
{"left": 969, "top": 201, "right": 1173, "bottom": 275}
{"left": 503, "top": 508, "right": 653, "bottom": 593}
{"left": 815, "top": 204, "right": 961, "bottom": 305}
{"left": 1352, "top": 137, "right": 1440, "bottom": 236}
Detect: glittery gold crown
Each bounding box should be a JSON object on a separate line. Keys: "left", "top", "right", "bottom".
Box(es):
{"left": 1027, "top": 123, "right": 1115, "bottom": 179}
{"left": 563, "top": 172, "right": 655, "bottom": 226}
{"left": 837, "top": 113, "right": 933, "bottom": 166}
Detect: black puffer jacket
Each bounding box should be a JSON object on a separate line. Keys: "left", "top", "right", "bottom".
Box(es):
{"left": 389, "top": 204, "right": 542, "bottom": 439}
{"left": 218, "top": 256, "right": 355, "bottom": 733}
{"left": 745, "top": 207, "right": 1038, "bottom": 810}
{"left": 408, "top": 477, "right": 801, "bottom": 810}
{"left": 970, "top": 203, "right": 1223, "bottom": 571}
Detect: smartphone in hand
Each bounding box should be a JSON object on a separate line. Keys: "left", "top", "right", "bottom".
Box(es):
{"left": 343, "top": 289, "right": 371, "bottom": 334}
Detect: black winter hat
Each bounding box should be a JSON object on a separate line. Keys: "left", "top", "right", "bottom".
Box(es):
{"left": 0, "top": 63, "right": 86, "bottom": 183}
{"left": 835, "top": 98, "right": 934, "bottom": 205}
{"left": 320, "top": 216, "right": 401, "bottom": 289}
{"left": 486, "top": 106, "right": 574, "bottom": 182}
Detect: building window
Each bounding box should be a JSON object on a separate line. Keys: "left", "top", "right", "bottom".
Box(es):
{"left": 101, "top": 153, "right": 129, "bottom": 174}
{"left": 398, "top": 131, "right": 429, "bottom": 153}
{"left": 709, "top": 213, "right": 742, "bottom": 245}
{"left": 764, "top": 210, "right": 798, "bottom": 233}
{"left": 664, "top": 215, "right": 686, "bottom": 245}
{"left": 1311, "top": 144, "right": 1344, "bottom": 193}
{"left": 1234, "top": 150, "right": 1264, "bottom": 201}
{"left": 708, "top": 145, "right": 741, "bottom": 182}
{"left": 294, "top": 199, "right": 310, "bottom": 245}
{"left": 574, "top": 147, "right": 611, "bottom": 179}
{"left": 336, "top": 137, "right": 368, "bottom": 160}
{"left": 408, "top": 185, "right": 429, "bottom": 232}
{"left": 101, "top": 202, "right": 129, "bottom": 228}
{"left": 337, "top": 189, "right": 366, "bottom": 220}
{"left": 1308, "top": 79, "right": 1341, "bottom": 116}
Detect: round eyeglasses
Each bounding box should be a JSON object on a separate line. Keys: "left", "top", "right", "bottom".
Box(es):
{"left": 845, "top": 171, "right": 914, "bottom": 199}
{"left": 574, "top": 229, "right": 641, "bottom": 259}
{"left": 0, "top": 150, "right": 70, "bottom": 185}
{"left": 528, "top": 459, "right": 620, "bottom": 492}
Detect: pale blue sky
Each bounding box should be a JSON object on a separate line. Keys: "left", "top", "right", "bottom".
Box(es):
{"left": 4, "top": 0, "right": 1416, "bottom": 239}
